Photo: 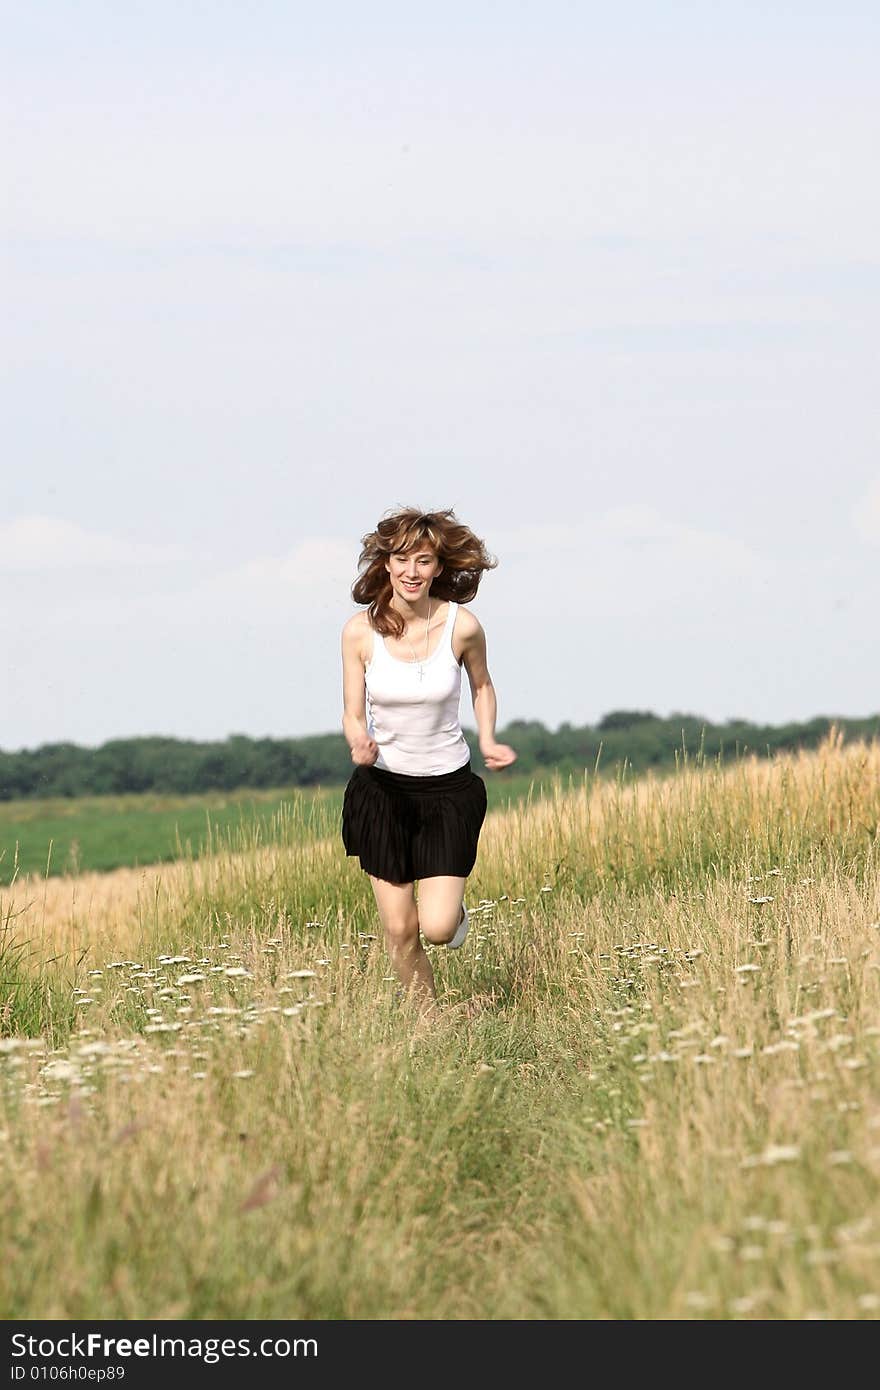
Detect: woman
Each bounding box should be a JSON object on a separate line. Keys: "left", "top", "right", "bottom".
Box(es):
{"left": 340, "top": 506, "right": 516, "bottom": 1015}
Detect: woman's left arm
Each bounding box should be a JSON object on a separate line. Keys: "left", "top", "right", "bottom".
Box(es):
{"left": 459, "top": 610, "right": 517, "bottom": 772}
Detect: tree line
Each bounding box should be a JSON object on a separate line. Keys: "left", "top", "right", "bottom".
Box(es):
{"left": 1, "top": 711, "right": 878, "bottom": 801}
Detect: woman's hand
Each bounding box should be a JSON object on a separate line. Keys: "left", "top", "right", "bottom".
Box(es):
{"left": 479, "top": 740, "right": 517, "bottom": 771}
{"left": 351, "top": 734, "right": 380, "bottom": 766}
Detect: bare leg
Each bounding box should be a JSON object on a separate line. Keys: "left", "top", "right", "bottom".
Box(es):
{"left": 416, "top": 875, "right": 467, "bottom": 945}
{"left": 368, "top": 874, "right": 437, "bottom": 1013}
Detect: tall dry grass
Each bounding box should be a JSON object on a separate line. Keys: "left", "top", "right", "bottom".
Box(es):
{"left": 1, "top": 727, "right": 879, "bottom": 1318}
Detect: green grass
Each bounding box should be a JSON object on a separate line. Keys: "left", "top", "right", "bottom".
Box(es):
{"left": 3, "top": 733, "right": 878, "bottom": 1318}
{"left": 0, "top": 770, "right": 561, "bottom": 884}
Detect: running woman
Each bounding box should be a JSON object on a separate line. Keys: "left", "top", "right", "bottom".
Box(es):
{"left": 340, "top": 507, "right": 516, "bottom": 1014}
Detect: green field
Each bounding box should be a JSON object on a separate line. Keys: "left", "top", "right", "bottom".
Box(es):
{"left": 0, "top": 770, "right": 561, "bottom": 884}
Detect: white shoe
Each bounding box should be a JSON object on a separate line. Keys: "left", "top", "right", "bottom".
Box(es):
{"left": 448, "top": 902, "right": 469, "bottom": 949}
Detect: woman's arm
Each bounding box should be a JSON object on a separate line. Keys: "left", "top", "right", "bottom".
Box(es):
{"left": 341, "top": 617, "right": 379, "bottom": 765}
{"left": 459, "top": 610, "right": 517, "bottom": 772}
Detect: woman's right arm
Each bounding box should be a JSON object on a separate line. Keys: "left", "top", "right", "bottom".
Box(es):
{"left": 341, "top": 617, "right": 379, "bottom": 765}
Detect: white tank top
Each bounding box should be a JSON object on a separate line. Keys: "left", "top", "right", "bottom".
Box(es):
{"left": 364, "top": 600, "right": 471, "bottom": 775}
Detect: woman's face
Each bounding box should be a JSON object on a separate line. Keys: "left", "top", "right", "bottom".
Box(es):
{"left": 386, "top": 544, "right": 443, "bottom": 602}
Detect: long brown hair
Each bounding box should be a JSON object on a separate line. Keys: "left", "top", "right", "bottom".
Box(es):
{"left": 351, "top": 506, "right": 497, "bottom": 639}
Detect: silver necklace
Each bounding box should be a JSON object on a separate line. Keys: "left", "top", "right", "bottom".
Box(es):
{"left": 402, "top": 600, "right": 432, "bottom": 680}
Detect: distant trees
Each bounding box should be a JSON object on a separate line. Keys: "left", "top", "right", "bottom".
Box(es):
{"left": 596, "top": 709, "right": 659, "bottom": 730}
{"left": 1, "top": 713, "right": 878, "bottom": 801}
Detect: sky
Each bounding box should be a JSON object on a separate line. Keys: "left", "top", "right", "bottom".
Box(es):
{"left": 3, "top": 1, "right": 879, "bottom": 752}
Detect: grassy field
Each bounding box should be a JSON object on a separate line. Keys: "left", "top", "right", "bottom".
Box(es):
{"left": 0, "top": 768, "right": 556, "bottom": 885}
{"left": 1, "top": 726, "right": 879, "bottom": 1319}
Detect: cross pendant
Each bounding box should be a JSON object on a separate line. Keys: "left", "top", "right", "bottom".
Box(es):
{"left": 417, "top": 664, "right": 424, "bottom": 680}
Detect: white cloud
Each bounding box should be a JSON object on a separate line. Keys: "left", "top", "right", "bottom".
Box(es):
{"left": 5, "top": 531, "right": 357, "bottom": 632}
{"left": 484, "top": 521, "right": 588, "bottom": 557}
{"left": 483, "top": 507, "right": 769, "bottom": 621}
{"left": 0, "top": 516, "right": 183, "bottom": 573}
{"left": 851, "top": 477, "right": 880, "bottom": 545}
{"left": 600, "top": 505, "right": 765, "bottom": 574}
{"left": 181, "top": 537, "right": 355, "bottom": 620}
{"left": 6, "top": 512, "right": 768, "bottom": 637}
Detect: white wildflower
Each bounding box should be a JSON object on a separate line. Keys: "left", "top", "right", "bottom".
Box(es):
{"left": 41, "top": 1060, "right": 79, "bottom": 1081}
{"left": 711, "top": 1236, "right": 735, "bottom": 1254}
{"left": 741, "top": 1143, "right": 800, "bottom": 1169}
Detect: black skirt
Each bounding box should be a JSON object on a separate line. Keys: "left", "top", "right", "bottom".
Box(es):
{"left": 341, "top": 758, "right": 488, "bottom": 884}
